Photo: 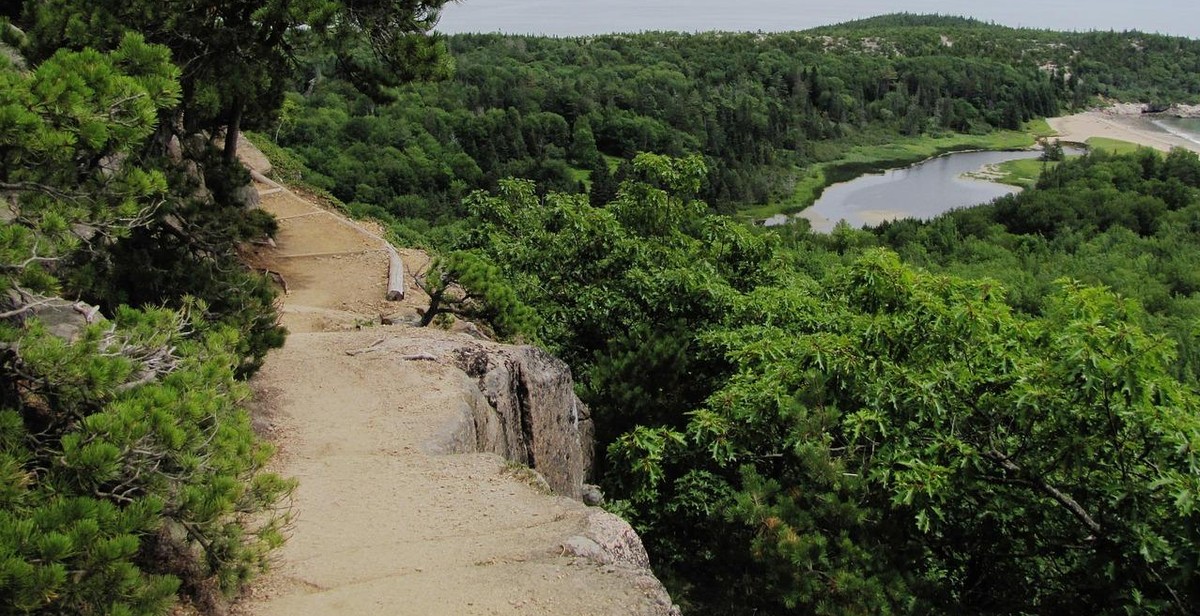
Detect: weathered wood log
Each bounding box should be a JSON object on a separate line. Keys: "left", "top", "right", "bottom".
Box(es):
{"left": 386, "top": 246, "right": 406, "bottom": 301}
{"left": 345, "top": 338, "right": 386, "bottom": 357}
{"left": 249, "top": 168, "right": 281, "bottom": 189}
{"left": 72, "top": 301, "right": 102, "bottom": 323}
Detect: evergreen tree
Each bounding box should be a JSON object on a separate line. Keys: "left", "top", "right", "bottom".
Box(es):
{"left": 569, "top": 117, "right": 600, "bottom": 167}
{"left": 20, "top": 0, "right": 451, "bottom": 162}
{"left": 0, "top": 36, "right": 292, "bottom": 614}
{"left": 416, "top": 250, "right": 538, "bottom": 341}
{"left": 1041, "top": 138, "right": 1066, "bottom": 161}
{"left": 588, "top": 158, "right": 618, "bottom": 207}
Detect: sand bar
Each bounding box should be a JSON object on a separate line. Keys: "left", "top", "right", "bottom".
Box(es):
{"left": 1048, "top": 111, "right": 1200, "bottom": 154}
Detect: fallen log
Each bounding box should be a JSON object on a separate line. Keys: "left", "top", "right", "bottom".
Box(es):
{"left": 72, "top": 301, "right": 102, "bottom": 324}
{"left": 386, "top": 246, "right": 406, "bottom": 301}
{"left": 249, "top": 168, "right": 281, "bottom": 189}
{"left": 345, "top": 338, "right": 386, "bottom": 356}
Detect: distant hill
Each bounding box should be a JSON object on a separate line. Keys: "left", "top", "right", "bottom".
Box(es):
{"left": 812, "top": 13, "right": 997, "bottom": 31}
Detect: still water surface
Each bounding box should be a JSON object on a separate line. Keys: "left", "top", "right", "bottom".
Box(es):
{"left": 764, "top": 150, "right": 1048, "bottom": 233}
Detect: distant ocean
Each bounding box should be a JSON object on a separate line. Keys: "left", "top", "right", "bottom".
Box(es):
{"left": 436, "top": 1, "right": 1200, "bottom": 39}
{"left": 1152, "top": 117, "right": 1200, "bottom": 148}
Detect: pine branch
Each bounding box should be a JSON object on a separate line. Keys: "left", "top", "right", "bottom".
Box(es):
{"left": 0, "top": 287, "right": 57, "bottom": 319}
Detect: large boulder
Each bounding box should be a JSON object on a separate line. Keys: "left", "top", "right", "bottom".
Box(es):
{"left": 231, "top": 181, "right": 261, "bottom": 210}
{"left": 398, "top": 335, "right": 595, "bottom": 499}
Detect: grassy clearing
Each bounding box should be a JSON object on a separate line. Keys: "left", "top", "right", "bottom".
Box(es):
{"left": 1025, "top": 118, "right": 1056, "bottom": 139}
{"left": 1086, "top": 136, "right": 1145, "bottom": 155}
{"left": 741, "top": 166, "right": 826, "bottom": 220}
{"left": 991, "top": 158, "right": 1058, "bottom": 189}
{"left": 843, "top": 127, "right": 1040, "bottom": 162}
{"left": 568, "top": 166, "right": 592, "bottom": 186}
{"left": 738, "top": 123, "right": 1043, "bottom": 222}
{"left": 986, "top": 135, "right": 1149, "bottom": 188}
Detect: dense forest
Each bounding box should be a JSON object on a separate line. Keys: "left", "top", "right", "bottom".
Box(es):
{"left": 7, "top": 4, "right": 1200, "bottom": 615}
{"left": 273, "top": 15, "right": 1200, "bottom": 224}
{"left": 442, "top": 149, "right": 1200, "bottom": 615}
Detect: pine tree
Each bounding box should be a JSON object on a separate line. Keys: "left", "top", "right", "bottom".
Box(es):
{"left": 20, "top": 0, "right": 452, "bottom": 162}
{"left": 416, "top": 251, "right": 538, "bottom": 341}
{"left": 569, "top": 117, "right": 600, "bottom": 167}
{"left": 1, "top": 39, "right": 293, "bottom": 613}
{"left": 588, "top": 158, "right": 617, "bottom": 207}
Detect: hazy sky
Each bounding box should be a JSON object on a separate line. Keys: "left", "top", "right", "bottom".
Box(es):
{"left": 436, "top": 1, "right": 1200, "bottom": 39}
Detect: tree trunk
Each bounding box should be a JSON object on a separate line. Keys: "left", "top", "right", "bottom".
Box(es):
{"left": 419, "top": 289, "right": 443, "bottom": 327}
{"left": 304, "top": 66, "right": 322, "bottom": 97}
{"left": 224, "top": 95, "right": 243, "bottom": 165}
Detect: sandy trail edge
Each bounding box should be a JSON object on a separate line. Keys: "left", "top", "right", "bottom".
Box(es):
{"left": 232, "top": 152, "right": 670, "bottom": 615}
{"left": 1048, "top": 111, "right": 1200, "bottom": 154}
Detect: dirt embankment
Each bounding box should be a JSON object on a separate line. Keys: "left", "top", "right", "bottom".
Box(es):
{"left": 233, "top": 144, "right": 678, "bottom": 615}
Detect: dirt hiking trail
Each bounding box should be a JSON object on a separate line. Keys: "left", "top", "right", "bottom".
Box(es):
{"left": 233, "top": 151, "right": 674, "bottom": 615}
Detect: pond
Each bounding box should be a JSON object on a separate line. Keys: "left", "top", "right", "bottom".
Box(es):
{"left": 764, "top": 149, "right": 1055, "bottom": 233}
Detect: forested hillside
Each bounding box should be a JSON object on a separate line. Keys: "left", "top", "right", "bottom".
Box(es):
{"left": 874, "top": 149, "right": 1200, "bottom": 378}
{"left": 274, "top": 17, "right": 1200, "bottom": 224}
{"left": 269, "top": 18, "right": 1200, "bottom": 615}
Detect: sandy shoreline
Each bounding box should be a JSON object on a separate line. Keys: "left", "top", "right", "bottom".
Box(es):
{"left": 1047, "top": 111, "right": 1200, "bottom": 154}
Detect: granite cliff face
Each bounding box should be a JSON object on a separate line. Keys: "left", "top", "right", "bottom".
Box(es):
{"left": 442, "top": 338, "right": 679, "bottom": 614}
{"left": 448, "top": 343, "right": 595, "bottom": 499}
{"left": 386, "top": 333, "right": 680, "bottom": 615}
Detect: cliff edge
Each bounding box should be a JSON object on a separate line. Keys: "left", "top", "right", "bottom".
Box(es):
{"left": 234, "top": 142, "right": 678, "bottom": 615}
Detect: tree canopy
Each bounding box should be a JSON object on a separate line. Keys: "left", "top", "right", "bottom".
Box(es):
{"left": 266, "top": 21, "right": 1200, "bottom": 225}
{"left": 241, "top": 15, "right": 1200, "bottom": 614}
{"left": 444, "top": 150, "right": 1200, "bottom": 614}
{"left": 20, "top": 0, "right": 450, "bottom": 162}
{"left": 9, "top": 5, "right": 1200, "bottom": 613}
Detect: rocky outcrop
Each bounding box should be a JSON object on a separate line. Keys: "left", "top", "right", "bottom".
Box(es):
{"left": 428, "top": 336, "right": 680, "bottom": 612}
{"left": 1, "top": 291, "right": 104, "bottom": 342}
{"left": 1163, "top": 103, "right": 1200, "bottom": 118}
{"left": 562, "top": 510, "right": 682, "bottom": 616}
{"left": 440, "top": 339, "right": 678, "bottom": 614}
{"left": 239, "top": 131, "right": 679, "bottom": 615}
{"left": 368, "top": 331, "right": 595, "bottom": 498}
{"left": 444, "top": 341, "right": 594, "bottom": 499}
{"left": 330, "top": 329, "right": 680, "bottom": 613}
{"left": 232, "top": 182, "right": 262, "bottom": 210}
{"left": 1099, "top": 101, "right": 1200, "bottom": 118}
